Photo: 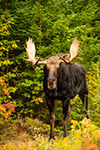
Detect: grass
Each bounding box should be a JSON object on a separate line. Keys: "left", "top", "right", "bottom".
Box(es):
{"left": 0, "top": 117, "right": 100, "bottom": 150}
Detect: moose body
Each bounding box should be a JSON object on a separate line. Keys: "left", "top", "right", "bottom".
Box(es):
{"left": 21, "top": 38, "right": 89, "bottom": 140}
{"left": 43, "top": 55, "right": 89, "bottom": 139}
{"left": 44, "top": 56, "right": 88, "bottom": 98}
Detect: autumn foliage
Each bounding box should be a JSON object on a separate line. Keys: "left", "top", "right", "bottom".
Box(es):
{"left": 0, "top": 78, "right": 15, "bottom": 124}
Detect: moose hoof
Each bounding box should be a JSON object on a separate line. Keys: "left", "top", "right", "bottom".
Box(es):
{"left": 63, "top": 134, "right": 67, "bottom": 138}
{"left": 49, "top": 136, "right": 55, "bottom": 141}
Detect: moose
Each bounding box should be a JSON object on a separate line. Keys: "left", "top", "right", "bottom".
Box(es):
{"left": 21, "top": 38, "right": 89, "bottom": 140}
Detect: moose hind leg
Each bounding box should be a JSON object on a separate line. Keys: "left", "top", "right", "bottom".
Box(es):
{"left": 62, "top": 99, "right": 70, "bottom": 138}
{"left": 85, "top": 93, "right": 89, "bottom": 119}
{"left": 46, "top": 98, "right": 55, "bottom": 140}
{"left": 79, "top": 92, "right": 89, "bottom": 119}
{"left": 66, "top": 102, "right": 72, "bottom": 126}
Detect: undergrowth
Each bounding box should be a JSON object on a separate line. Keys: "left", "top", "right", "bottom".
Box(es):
{"left": 0, "top": 117, "right": 100, "bottom": 150}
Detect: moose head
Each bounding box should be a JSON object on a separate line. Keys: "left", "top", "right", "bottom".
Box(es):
{"left": 22, "top": 38, "right": 81, "bottom": 90}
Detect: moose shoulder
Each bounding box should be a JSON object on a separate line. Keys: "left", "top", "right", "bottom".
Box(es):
{"left": 21, "top": 38, "right": 89, "bottom": 140}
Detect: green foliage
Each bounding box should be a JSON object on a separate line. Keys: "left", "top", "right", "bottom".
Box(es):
{"left": 0, "top": 0, "right": 100, "bottom": 132}
{"left": 87, "top": 61, "right": 100, "bottom": 127}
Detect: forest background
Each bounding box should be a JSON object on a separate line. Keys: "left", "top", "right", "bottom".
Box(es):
{"left": 0, "top": 0, "right": 100, "bottom": 149}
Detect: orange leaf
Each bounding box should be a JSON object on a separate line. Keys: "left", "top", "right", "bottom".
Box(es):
{"left": 83, "top": 144, "right": 99, "bottom": 150}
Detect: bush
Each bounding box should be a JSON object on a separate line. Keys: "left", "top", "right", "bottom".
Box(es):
{"left": 0, "top": 78, "right": 15, "bottom": 126}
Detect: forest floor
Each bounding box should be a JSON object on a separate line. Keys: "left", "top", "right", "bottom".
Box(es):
{"left": 0, "top": 117, "right": 100, "bottom": 150}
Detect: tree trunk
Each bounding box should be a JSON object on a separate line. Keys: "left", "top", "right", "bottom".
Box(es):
{"left": 39, "top": 0, "right": 42, "bottom": 49}
{"left": 5, "top": 0, "right": 7, "bottom": 10}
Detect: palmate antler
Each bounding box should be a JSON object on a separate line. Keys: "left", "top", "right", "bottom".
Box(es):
{"left": 59, "top": 38, "right": 81, "bottom": 64}
{"left": 69, "top": 38, "right": 81, "bottom": 62}
{"left": 21, "top": 38, "right": 81, "bottom": 65}
{"left": 21, "top": 38, "right": 47, "bottom": 65}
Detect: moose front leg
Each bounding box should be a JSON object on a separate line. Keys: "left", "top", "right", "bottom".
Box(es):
{"left": 62, "top": 99, "right": 71, "bottom": 138}
{"left": 46, "top": 98, "right": 55, "bottom": 140}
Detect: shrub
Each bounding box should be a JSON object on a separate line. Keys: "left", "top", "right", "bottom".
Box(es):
{"left": 0, "top": 78, "right": 15, "bottom": 126}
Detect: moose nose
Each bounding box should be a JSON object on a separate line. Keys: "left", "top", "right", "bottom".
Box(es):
{"left": 49, "top": 79, "right": 54, "bottom": 86}
{"left": 47, "top": 78, "right": 56, "bottom": 89}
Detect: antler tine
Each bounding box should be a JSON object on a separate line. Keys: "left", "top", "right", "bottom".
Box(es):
{"left": 69, "top": 49, "right": 81, "bottom": 62}
{"left": 21, "top": 38, "right": 47, "bottom": 65}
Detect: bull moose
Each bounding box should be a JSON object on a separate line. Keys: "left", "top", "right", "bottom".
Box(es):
{"left": 21, "top": 38, "right": 89, "bottom": 140}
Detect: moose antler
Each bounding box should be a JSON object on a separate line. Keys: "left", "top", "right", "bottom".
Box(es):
{"left": 21, "top": 38, "right": 81, "bottom": 65}
{"left": 59, "top": 39, "right": 81, "bottom": 64}
{"left": 21, "top": 38, "right": 47, "bottom": 65}
{"left": 59, "top": 54, "right": 70, "bottom": 63}
{"left": 69, "top": 38, "right": 81, "bottom": 62}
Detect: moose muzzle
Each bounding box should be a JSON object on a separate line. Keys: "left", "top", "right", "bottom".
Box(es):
{"left": 47, "top": 79, "right": 56, "bottom": 90}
